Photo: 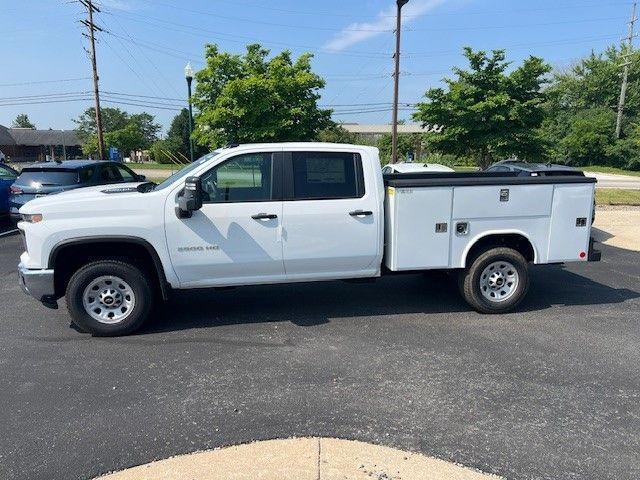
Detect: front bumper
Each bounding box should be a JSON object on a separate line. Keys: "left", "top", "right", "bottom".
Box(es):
{"left": 18, "top": 263, "right": 56, "bottom": 304}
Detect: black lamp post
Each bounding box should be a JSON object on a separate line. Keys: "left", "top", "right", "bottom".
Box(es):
{"left": 184, "top": 62, "right": 195, "bottom": 162}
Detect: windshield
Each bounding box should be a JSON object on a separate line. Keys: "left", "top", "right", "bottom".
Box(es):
{"left": 152, "top": 151, "right": 222, "bottom": 191}
{"left": 0, "top": 165, "right": 17, "bottom": 180}
{"left": 16, "top": 169, "right": 79, "bottom": 186}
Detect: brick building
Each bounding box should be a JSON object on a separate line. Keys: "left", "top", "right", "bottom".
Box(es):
{"left": 0, "top": 125, "right": 82, "bottom": 163}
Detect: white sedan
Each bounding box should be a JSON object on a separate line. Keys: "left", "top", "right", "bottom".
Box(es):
{"left": 382, "top": 162, "right": 454, "bottom": 174}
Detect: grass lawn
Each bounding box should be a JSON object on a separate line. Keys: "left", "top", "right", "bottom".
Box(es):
{"left": 596, "top": 189, "right": 640, "bottom": 206}
{"left": 127, "top": 162, "right": 183, "bottom": 170}
{"left": 453, "top": 166, "right": 480, "bottom": 172}
{"left": 582, "top": 166, "right": 640, "bottom": 177}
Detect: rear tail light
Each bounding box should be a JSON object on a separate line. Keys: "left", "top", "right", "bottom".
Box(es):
{"left": 10, "top": 185, "right": 23, "bottom": 195}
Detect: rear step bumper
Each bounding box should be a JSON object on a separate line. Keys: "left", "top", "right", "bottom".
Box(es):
{"left": 588, "top": 237, "right": 602, "bottom": 262}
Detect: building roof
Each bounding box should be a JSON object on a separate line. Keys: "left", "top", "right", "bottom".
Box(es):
{"left": 341, "top": 124, "right": 430, "bottom": 134}
{"left": 0, "top": 125, "right": 81, "bottom": 146}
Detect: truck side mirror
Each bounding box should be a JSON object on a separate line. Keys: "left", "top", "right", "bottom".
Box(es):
{"left": 177, "top": 176, "right": 203, "bottom": 218}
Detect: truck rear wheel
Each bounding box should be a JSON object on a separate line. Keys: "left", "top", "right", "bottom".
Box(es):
{"left": 65, "top": 260, "right": 153, "bottom": 336}
{"left": 459, "top": 247, "right": 529, "bottom": 314}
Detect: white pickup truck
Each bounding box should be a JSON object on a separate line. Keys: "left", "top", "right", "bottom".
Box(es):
{"left": 17, "top": 143, "right": 600, "bottom": 336}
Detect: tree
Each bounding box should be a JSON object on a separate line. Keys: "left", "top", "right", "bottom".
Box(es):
{"left": 73, "top": 107, "right": 129, "bottom": 142}
{"left": 192, "top": 43, "right": 332, "bottom": 148}
{"left": 559, "top": 108, "right": 617, "bottom": 165}
{"left": 74, "top": 107, "right": 160, "bottom": 156}
{"left": 546, "top": 46, "right": 640, "bottom": 117}
{"left": 12, "top": 114, "right": 35, "bottom": 129}
{"left": 149, "top": 138, "right": 183, "bottom": 164}
{"left": 377, "top": 133, "right": 426, "bottom": 164}
{"left": 167, "top": 108, "right": 192, "bottom": 157}
{"left": 413, "top": 48, "right": 551, "bottom": 169}
{"left": 539, "top": 45, "right": 640, "bottom": 168}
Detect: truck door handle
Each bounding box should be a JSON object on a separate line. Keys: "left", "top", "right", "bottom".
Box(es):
{"left": 349, "top": 210, "right": 373, "bottom": 217}
{"left": 252, "top": 213, "right": 278, "bottom": 220}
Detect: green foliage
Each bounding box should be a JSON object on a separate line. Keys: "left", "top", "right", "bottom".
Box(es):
{"left": 149, "top": 138, "right": 184, "bottom": 164}
{"left": 73, "top": 107, "right": 130, "bottom": 142}
{"left": 547, "top": 46, "right": 640, "bottom": 115}
{"left": 192, "top": 43, "right": 332, "bottom": 148}
{"left": 539, "top": 46, "right": 640, "bottom": 169}
{"left": 377, "top": 133, "right": 427, "bottom": 164}
{"left": 74, "top": 107, "right": 160, "bottom": 156}
{"left": 12, "top": 114, "right": 35, "bottom": 129}
{"left": 413, "top": 48, "right": 551, "bottom": 169}
{"left": 557, "top": 108, "right": 616, "bottom": 165}
{"left": 166, "top": 109, "right": 192, "bottom": 157}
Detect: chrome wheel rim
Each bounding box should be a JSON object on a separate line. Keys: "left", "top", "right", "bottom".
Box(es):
{"left": 82, "top": 276, "right": 135, "bottom": 324}
{"left": 479, "top": 261, "right": 519, "bottom": 303}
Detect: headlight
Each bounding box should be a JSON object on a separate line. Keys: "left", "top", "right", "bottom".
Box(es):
{"left": 21, "top": 213, "right": 43, "bottom": 223}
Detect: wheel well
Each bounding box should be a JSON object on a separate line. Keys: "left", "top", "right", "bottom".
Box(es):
{"left": 465, "top": 234, "right": 535, "bottom": 267}
{"left": 50, "top": 240, "right": 169, "bottom": 300}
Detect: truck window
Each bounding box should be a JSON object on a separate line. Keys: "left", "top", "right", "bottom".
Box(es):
{"left": 291, "top": 152, "right": 364, "bottom": 200}
{"left": 79, "top": 167, "right": 95, "bottom": 183}
{"left": 201, "top": 153, "right": 274, "bottom": 203}
{"left": 115, "top": 165, "right": 136, "bottom": 182}
{"left": 100, "top": 165, "right": 124, "bottom": 182}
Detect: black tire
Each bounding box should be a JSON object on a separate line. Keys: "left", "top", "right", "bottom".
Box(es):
{"left": 459, "top": 247, "right": 529, "bottom": 314}
{"left": 65, "top": 260, "right": 154, "bottom": 336}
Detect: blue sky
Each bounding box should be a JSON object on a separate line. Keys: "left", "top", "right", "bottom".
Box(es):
{"left": 0, "top": 0, "right": 634, "bottom": 133}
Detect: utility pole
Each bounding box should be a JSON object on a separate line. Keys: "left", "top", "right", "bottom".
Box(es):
{"left": 616, "top": 1, "right": 637, "bottom": 139}
{"left": 391, "top": 0, "right": 409, "bottom": 164}
{"left": 80, "top": 0, "right": 106, "bottom": 160}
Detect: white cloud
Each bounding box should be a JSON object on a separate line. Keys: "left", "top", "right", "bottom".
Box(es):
{"left": 323, "top": 0, "right": 445, "bottom": 52}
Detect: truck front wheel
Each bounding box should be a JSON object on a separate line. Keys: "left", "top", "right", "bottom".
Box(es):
{"left": 459, "top": 247, "right": 529, "bottom": 314}
{"left": 65, "top": 260, "right": 154, "bottom": 336}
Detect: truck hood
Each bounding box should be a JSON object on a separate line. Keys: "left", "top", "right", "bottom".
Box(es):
{"left": 19, "top": 182, "right": 147, "bottom": 214}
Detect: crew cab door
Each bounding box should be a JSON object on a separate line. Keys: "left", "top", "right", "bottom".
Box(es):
{"left": 281, "top": 150, "right": 381, "bottom": 280}
{"left": 165, "top": 151, "right": 285, "bottom": 287}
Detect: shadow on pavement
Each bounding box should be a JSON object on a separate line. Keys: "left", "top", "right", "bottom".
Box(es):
{"left": 0, "top": 217, "right": 18, "bottom": 236}
{"left": 143, "top": 244, "right": 640, "bottom": 335}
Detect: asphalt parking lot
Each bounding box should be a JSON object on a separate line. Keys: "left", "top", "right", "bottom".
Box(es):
{"left": 1, "top": 232, "right": 639, "bottom": 480}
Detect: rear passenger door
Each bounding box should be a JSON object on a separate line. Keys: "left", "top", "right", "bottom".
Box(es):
{"left": 281, "top": 150, "right": 380, "bottom": 280}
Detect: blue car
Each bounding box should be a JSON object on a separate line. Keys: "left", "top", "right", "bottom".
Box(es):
{"left": 9, "top": 160, "right": 145, "bottom": 218}
{"left": 0, "top": 164, "right": 19, "bottom": 217}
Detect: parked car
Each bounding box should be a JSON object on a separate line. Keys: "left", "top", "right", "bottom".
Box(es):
{"left": 485, "top": 159, "right": 583, "bottom": 176}
{"left": 0, "top": 164, "right": 19, "bottom": 217}
{"left": 382, "top": 162, "right": 454, "bottom": 174}
{"left": 486, "top": 159, "right": 595, "bottom": 223}
{"left": 9, "top": 160, "right": 145, "bottom": 218}
{"left": 17, "top": 143, "right": 599, "bottom": 336}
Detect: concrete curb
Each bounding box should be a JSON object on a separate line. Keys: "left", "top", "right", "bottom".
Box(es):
{"left": 96, "top": 438, "right": 502, "bottom": 480}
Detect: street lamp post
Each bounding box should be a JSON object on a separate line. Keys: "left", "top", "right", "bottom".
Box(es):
{"left": 391, "top": 0, "right": 409, "bottom": 164}
{"left": 184, "top": 62, "right": 195, "bottom": 162}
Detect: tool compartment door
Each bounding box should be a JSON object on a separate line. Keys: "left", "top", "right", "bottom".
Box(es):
{"left": 547, "top": 184, "right": 594, "bottom": 263}
{"left": 386, "top": 187, "right": 453, "bottom": 271}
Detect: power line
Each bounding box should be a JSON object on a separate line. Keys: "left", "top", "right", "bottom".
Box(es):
{"left": 0, "top": 77, "right": 91, "bottom": 87}
{"left": 119, "top": 0, "right": 635, "bottom": 20}
{"left": 105, "top": 11, "right": 391, "bottom": 59}
{"left": 106, "top": 13, "right": 183, "bottom": 98}
{"left": 131, "top": 0, "right": 393, "bottom": 32}
{"left": 405, "top": 34, "right": 622, "bottom": 57}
